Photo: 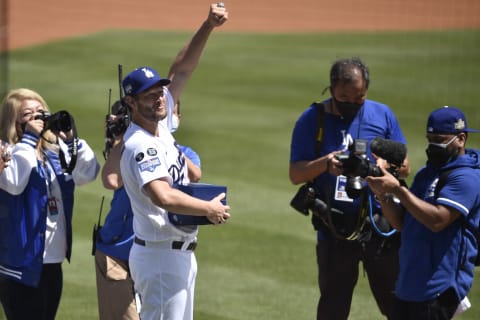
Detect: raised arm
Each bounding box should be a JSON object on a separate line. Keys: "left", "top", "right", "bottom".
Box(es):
{"left": 167, "top": 3, "right": 228, "bottom": 104}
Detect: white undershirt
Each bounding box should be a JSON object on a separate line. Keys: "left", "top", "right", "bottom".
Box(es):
{"left": 43, "top": 159, "right": 67, "bottom": 263}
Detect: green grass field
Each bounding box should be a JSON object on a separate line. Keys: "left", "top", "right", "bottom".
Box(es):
{"left": 2, "top": 29, "right": 480, "bottom": 319}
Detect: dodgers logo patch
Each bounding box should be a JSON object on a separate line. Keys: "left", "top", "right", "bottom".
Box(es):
{"left": 139, "top": 157, "right": 161, "bottom": 172}
{"left": 147, "top": 148, "right": 157, "bottom": 156}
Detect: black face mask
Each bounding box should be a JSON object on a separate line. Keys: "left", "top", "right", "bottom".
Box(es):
{"left": 425, "top": 136, "right": 459, "bottom": 168}
{"left": 333, "top": 97, "right": 363, "bottom": 120}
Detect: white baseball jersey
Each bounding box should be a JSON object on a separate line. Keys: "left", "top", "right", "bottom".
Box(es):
{"left": 120, "top": 120, "right": 198, "bottom": 242}
{"left": 121, "top": 88, "right": 198, "bottom": 320}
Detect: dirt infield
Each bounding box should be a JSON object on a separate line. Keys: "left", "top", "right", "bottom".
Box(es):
{"left": 5, "top": 0, "right": 480, "bottom": 50}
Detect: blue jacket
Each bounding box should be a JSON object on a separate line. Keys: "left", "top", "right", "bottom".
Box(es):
{"left": 397, "top": 149, "right": 480, "bottom": 302}
{"left": 0, "top": 132, "right": 99, "bottom": 287}
{"left": 0, "top": 151, "right": 75, "bottom": 287}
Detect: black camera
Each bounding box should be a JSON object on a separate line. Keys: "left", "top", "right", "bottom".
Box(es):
{"left": 103, "top": 99, "right": 130, "bottom": 159}
{"left": 291, "top": 183, "right": 320, "bottom": 216}
{"left": 335, "top": 139, "right": 378, "bottom": 198}
{"left": 290, "top": 182, "right": 358, "bottom": 238}
{"left": 336, "top": 139, "right": 381, "bottom": 178}
{"left": 106, "top": 99, "right": 129, "bottom": 137}
{"left": 35, "top": 110, "right": 73, "bottom": 133}
{"left": 290, "top": 183, "right": 342, "bottom": 217}
{"left": 335, "top": 138, "right": 407, "bottom": 198}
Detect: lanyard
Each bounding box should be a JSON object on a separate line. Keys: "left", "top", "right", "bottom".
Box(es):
{"left": 41, "top": 153, "right": 59, "bottom": 216}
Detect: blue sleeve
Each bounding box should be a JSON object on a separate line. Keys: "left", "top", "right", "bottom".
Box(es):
{"left": 385, "top": 106, "right": 407, "bottom": 144}
{"left": 436, "top": 169, "right": 479, "bottom": 217}
{"left": 179, "top": 145, "right": 201, "bottom": 168}
{"left": 290, "top": 105, "right": 318, "bottom": 163}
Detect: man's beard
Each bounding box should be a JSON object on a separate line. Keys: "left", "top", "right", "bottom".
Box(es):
{"left": 137, "top": 101, "right": 165, "bottom": 123}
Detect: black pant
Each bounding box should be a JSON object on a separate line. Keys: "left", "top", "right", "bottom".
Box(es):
{"left": 316, "top": 233, "right": 400, "bottom": 320}
{"left": 0, "top": 263, "right": 63, "bottom": 320}
{"left": 390, "top": 287, "right": 458, "bottom": 320}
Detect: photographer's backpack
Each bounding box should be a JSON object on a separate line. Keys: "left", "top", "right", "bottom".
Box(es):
{"left": 435, "top": 169, "right": 480, "bottom": 266}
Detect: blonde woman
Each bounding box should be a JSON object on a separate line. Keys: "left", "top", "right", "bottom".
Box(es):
{"left": 0, "top": 88, "right": 99, "bottom": 320}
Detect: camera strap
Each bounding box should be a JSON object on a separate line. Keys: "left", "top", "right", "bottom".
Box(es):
{"left": 313, "top": 102, "right": 326, "bottom": 155}
{"left": 59, "top": 114, "right": 78, "bottom": 174}
{"left": 320, "top": 183, "right": 368, "bottom": 241}
{"left": 311, "top": 101, "right": 368, "bottom": 240}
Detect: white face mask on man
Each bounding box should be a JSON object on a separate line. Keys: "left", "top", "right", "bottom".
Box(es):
{"left": 170, "top": 114, "right": 180, "bottom": 133}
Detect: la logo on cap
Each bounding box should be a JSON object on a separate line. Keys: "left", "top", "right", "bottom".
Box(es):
{"left": 454, "top": 118, "right": 465, "bottom": 131}
{"left": 141, "top": 67, "right": 155, "bottom": 78}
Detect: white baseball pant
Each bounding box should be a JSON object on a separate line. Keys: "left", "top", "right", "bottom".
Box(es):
{"left": 129, "top": 240, "right": 197, "bottom": 320}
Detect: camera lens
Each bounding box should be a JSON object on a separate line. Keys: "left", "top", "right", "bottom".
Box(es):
{"left": 346, "top": 176, "right": 364, "bottom": 199}
{"left": 47, "top": 111, "right": 72, "bottom": 133}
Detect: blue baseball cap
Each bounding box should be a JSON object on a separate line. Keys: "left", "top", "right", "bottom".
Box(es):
{"left": 122, "top": 66, "right": 171, "bottom": 96}
{"left": 427, "top": 106, "right": 479, "bottom": 134}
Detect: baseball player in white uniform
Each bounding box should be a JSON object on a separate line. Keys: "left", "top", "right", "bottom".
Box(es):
{"left": 119, "top": 4, "right": 230, "bottom": 320}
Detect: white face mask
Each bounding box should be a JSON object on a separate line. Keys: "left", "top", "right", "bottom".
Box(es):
{"left": 170, "top": 114, "right": 179, "bottom": 133}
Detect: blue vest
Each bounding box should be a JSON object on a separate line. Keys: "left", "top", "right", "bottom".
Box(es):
{"left": 96, "top": 187, "right": 134, "bottom": 261}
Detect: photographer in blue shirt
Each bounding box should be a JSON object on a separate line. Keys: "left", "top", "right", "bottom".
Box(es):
{"left": 290, "top": 57, "right": 410, "bottom": 320}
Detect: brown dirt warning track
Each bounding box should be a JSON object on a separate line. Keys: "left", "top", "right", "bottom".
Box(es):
{"left": 6, "top": 0, "right": 480, "bottom": 50}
